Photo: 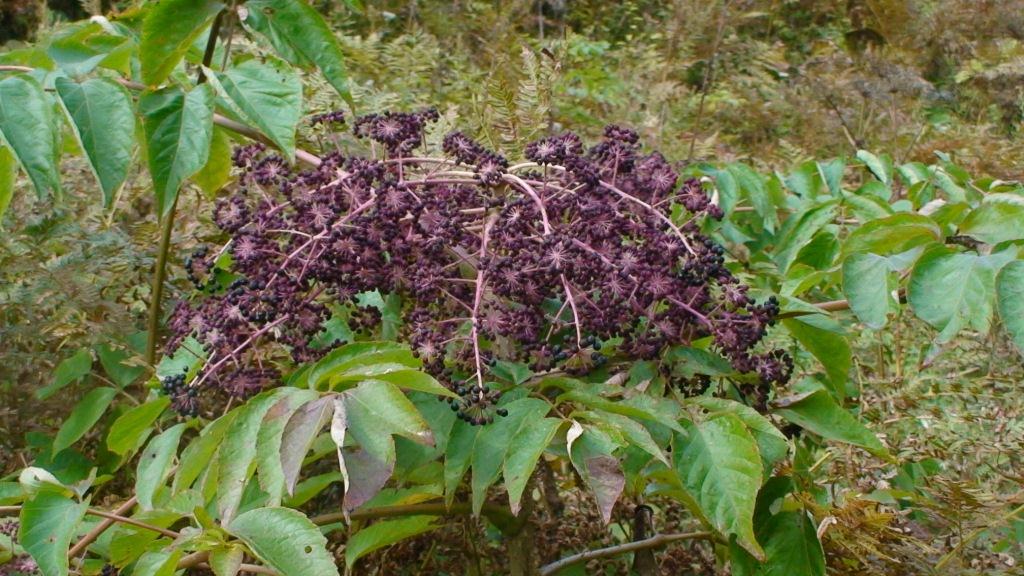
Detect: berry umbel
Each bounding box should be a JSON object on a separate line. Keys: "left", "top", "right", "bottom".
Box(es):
{"left": 166, "top": 110, "right": 790, "bottom": 417}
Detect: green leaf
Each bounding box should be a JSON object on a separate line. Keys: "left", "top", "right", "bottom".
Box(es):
{"left": 340, "top": 380, "right": 433, "bottom": 511}
{"left": 567, "top": 422, "right": 625, "bottom": 525}
{"left": 18, "top": 490, "right": 88, "bottom": 576}
{"left": 0, "top": 146, "right": 15, "bottom": 224}
{"left": 756, "top": 511, "right": 826, "bottom": 576}
{"left": 107, "top": 396, "right": 170, "bottom": 456}
{"left": 782, "top": 316, "right": 851, "bottom": 394}
{"left": 283, "top": 471, "right": 341, "bottom": 507}
{"left": 503, "top": 417, "right": 561, "bottom": 515}
{"left": 37, "top": 348, "right": 92, "bottom": 400}
{"left": 52, "top": 387, "right": 117, "bottom": 453}
{"left": 773, "top": 202, "right": 838, "bottom": 273}
{"left": 209, "top": 545, "right": 245, "bottom": 576}
{"left": 580, "top": 411, "right": 667, "bottom": 466}
{"left": 228, "top": 507, "right": 340, "bottom": 576}
{"left": 714, "top": 168, "right": 738, "bottom": 214}
{"left": 842, "top": 213, "right": 941, "bottom": 257}
{"left": 689, "top": 397, "right": 788, "bottom": 470}
{"left": 97, "top": 343, "right": 146, "bottom": 389}
{"left": 931, "top": 166, "right": 967, "bottom": 202}
{"left": 0, "top": 482, "right": 24, "bottom": 505}
{"left": 842, "top": 253, "right": 895, "bottom": 329}
{"left": 0, "top": 75, "right": 61, "bottom": 199}
{"left": 133, "top": 549, "right": 182, "bottom": 576}
{"left": 306, "top": 342, "right": 412, "bottom": 389}
{"left": 997, "top": 260, "right": 1024, "bottom": 357}
{"left": 54, "top": 77, "right": 134, "bottom": 205}
{"left": 959, "top": 193, "right": 1024, "bottom": 245}
{"left": 350, "top": 369, "right": 458, "bottom": 398}
{"left": 173, "top": 410, "right": 237, "bottom": 493}
{"left": 773, "top": 390, "right": 890, "bottom": 459}
{"left": 674, "top": 414, "right": 763, "bottom": 559}
{"left": 729, "top": 163, "right": 775, "bottom": 231}
{"left": 210, "top": 58, "right": 302, "bottom": 160}
{"left": 139, "top": 0, "right": 225, "bottom": 85}
{"left": 344, "top": 516, "right": 438, "bottom": 567}
{"left": 896, "top": 162, "right": 930, "bottom": 186}
{"left": 280, "top": 396, "right": 333, "bottom": 495}
{"left": 256, "top": 389, "right": 318, "bottom": 505}
{"left": 109, "top": 510, "right": 181, "bottom": 567}
{"left": 345, "top": 380, "right": 433, "bottom": 447}
{"left": 469, "top": 398, "right": 551, "bottom": 515}
{"left": 908, "top": 246, "right": 1001, "bottom": 342}
{"left": 218, "top": 390, "right": 290, "bottom": 522}
{"left": 856, "top": 150, "right": 890, "bottom": 185}
{"left": 818, "top": 158, "right": 845, "bottom": 195}
{"left": 243, "top": 0, "right": 351, "bottom": 100}
{"left": 136, "top": 423, "right": 188, "bottom": 510}
{"left": 842, "top": 190, "right": 893, "bottom": 221}
{"left": 140, "top": 85, "right": 216, "bottom": 217}
{"left": 557, "top": 388, "right": 685, "bottom": 433}
{"left": 784, "top": 161, "right": 822, "bottom": 198}
{"left": 443, "top": 419, "right": 477, "bottom": 505}
{"left": 192, "top": 126, "right": 233, "bottom": 196}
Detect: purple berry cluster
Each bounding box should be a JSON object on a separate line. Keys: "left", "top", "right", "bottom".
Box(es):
{"left": 0, "top": 520, "right": 39, "bottom": 576}
{"left": 0, "top": 519, "right": 16, "bottom": 538}
{"left": 0, "top": 556, "right": 38, "bottom": 576}
{"left": 165, "top": 110, "right": 790, "bottom": 420}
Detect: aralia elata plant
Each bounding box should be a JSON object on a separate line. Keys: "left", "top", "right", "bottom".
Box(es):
{"left": 164, "top": 111, "right": 791, "bottom": 421}
{"left": 2, "top": 0, "right": 1024, "bottom": 575}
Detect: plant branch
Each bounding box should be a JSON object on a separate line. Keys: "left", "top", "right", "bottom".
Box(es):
{"left": 145, "top": 193, "right": 179, "bottom": 367}
{"left": 68, "top": 496, "right": 137, "bottom": 558}
{"left": 538, "top": 531, "right": 713, "bottom": 576}
{"left": 197, "top": 10, "right": 225, "bottom": 84}
{"left": 311, "top": 501, "right": 522, "bottom": 535}
{"left": 0, "top": 505, "right": 179, "bottom": 539}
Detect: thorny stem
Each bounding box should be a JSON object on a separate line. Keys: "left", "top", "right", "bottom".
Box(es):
{"left": 538, "top": 531, "right": 714, "bottom": 575}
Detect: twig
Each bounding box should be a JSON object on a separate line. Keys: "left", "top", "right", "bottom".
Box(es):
{"left": 470, "top": 215, "right": 496, "bottom": 400}
{"left": 68, "top": 496, "right": 138, "bottom": 558}
{"left": 0, "top": 505, "right": 179, "bottom": 539}
{"left": 560, "top": 275, "right": 583, "bottom": 347}
{"left": 201, "top": 562, "right": 280, "bottom": 575}
{"left": 190, "top": 315, "right": 289, "bottom": 389}
{"left": 599, "top": 181, "right": 695, "bottom": 254}
{"left": 538, "top": 531, "right": 713, "bottom": 576}
{"left": 311, "top": 501, "right": 521, "bottom": 535}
